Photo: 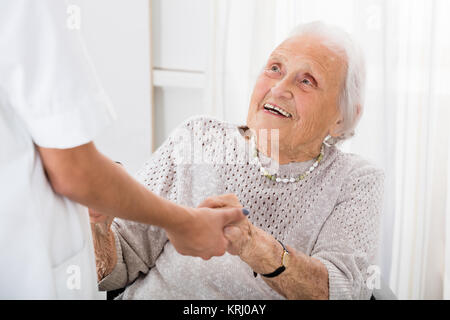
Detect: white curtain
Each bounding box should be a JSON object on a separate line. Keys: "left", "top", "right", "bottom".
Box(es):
{"left": 206, "top": 0, "right": 450, "bottom": 299}
{"left": 446, "top": 131, "right": 450, "bottom": 299}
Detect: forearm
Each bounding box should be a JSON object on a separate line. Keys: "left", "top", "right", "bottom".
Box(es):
{"left": 241, "top": 227, "right": 329, "bottom": 300}
{"left": 90, "top": 221, "right": 117, "bottom": 281}
{"left": 73, "top": 156, "right": 186, "bottom": 227}
{"left": 39, "top": 142, "right": 245, "bottom": 260}
{"left": 38, "top": 143, "right": 189, "bottom": 229}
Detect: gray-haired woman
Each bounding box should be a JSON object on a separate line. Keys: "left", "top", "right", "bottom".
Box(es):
{"left": 91, "top": 22, "right": 384, "bottom": 300}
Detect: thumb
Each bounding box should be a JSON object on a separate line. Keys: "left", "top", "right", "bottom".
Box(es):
{"left": 224, "top": 225, "right": 244, "bottom": 256}
{"left": 224, "top": 225, "right": 242, "bottom": 241}
{"left": 220, "top": 208, "right": 249, "bottom": 226}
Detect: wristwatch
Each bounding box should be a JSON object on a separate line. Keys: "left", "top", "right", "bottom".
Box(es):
{"left": 253, "top": 240, "right": 289, "bottom": 278}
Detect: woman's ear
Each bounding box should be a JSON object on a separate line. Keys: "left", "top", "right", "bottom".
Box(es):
{"left": 329, "top": 104, "right": 362, "bottom": 138}
{"left": 329, "top": 117, "right": 345, "bottom": 138}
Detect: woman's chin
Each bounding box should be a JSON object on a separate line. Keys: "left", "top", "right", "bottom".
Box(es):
{"left": 248, "top": 120, "right": 288, "bottom": 133}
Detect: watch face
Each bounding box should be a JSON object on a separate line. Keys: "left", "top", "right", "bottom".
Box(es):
{"left": 282, "top": 250, "right": 289, "bottom": 269}
{"left": 282, "top": 250, "right": 288, "bottom": 264}
{"left": 278, "top": 240, "right": 289, "bottom": 266}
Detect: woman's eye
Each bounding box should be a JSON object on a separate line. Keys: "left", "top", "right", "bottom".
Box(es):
{"left": 300, "top": 78, "right": 313, "bottom": 86}
{"left": 269, "top": 65, "right": 280, "bottom": 72}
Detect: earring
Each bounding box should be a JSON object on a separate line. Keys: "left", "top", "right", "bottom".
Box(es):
{"left": 323, "top": 135, "right": 336, "bottom": 147}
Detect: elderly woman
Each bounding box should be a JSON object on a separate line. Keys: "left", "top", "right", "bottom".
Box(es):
{"left": 92, "top": 22, "right": 384, "bottom": 300}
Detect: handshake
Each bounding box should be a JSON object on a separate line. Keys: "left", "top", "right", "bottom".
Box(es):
{"left": 89, "top": 194, "right": 257, "bottom": 278}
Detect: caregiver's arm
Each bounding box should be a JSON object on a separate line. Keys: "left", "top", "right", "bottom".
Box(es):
{"left": 37, "top": 142, "right": 246, "bottom": 260}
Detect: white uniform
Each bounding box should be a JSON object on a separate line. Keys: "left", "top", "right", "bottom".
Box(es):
{"left": 0, "top": 0, "right": 116, "bottom": 299}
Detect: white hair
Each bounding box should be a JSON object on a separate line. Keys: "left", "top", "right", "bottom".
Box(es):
{"left": 288, "top": 21, "right": 366, "bottom": 143}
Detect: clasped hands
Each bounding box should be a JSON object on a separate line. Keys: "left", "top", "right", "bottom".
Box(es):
{"left": 89, "top": 193, "right": 257, "bottom": 260}
{"left": 197, "top": 194, "right": 257, "bottom": 260}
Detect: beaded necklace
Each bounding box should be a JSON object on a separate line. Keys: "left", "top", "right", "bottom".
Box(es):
{"left": 250, "top": 135, "right": 324, "bottom": 183}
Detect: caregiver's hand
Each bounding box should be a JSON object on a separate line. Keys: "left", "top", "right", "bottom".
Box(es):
{"left": 197, "top": 193, "right": 243, "bottom": 210}
{"left": 166, "top": 205, "right": 247, "bottom": 260}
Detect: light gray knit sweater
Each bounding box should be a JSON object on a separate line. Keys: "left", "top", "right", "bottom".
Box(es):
{"left": 98, "top": 115, "right": 384, "bottom": 300}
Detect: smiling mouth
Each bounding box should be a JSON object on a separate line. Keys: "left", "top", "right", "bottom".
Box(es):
{"left": 263, "top": 103, "right": 292, "bottom": 118}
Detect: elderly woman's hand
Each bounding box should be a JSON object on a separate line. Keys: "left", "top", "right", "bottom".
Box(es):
{"left": 89, "top": 208, "right": 114, "bottom": 231}
{"left": 199, "top": 195, "right": 286, "bottom": 281}
{"left": 197, "top": 194, "right": 254, "bottom": 256}
{"left": 223, "top": 220, "right": 254, "bottom": 256}
{"left": 89, "top": 208, "right": 117, "bottom": 281}
{"left": 198, "top": 194, "right": 329, "bottom": 299}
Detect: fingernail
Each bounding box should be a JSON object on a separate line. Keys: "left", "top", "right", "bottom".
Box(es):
{"left": 242, "top": 208, "right": 250, "bottom": 216}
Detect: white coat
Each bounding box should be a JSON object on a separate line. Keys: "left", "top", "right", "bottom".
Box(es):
{"left": 0, "top": 0, "right": 116, "bottom": 299}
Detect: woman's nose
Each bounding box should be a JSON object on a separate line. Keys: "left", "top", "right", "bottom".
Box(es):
{"left": 271, "top": 79, "right": 293, "bottom": 99}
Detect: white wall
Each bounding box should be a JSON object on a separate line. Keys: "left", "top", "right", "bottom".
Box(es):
{"left": 151, "top": 0, "right": 210, "bottom": 148}
{"left": 75, "top": 0, "right": 152, "bottom": 174}
{"left": 152, "top": 0, "right": 209, "bottom": 72}
{"left": 65, "top": 0, "right": 209, "bottom": 170}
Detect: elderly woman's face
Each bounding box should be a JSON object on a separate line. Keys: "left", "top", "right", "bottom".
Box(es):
{"left": 247, "top": 34, "right": 346, "bottom": 160}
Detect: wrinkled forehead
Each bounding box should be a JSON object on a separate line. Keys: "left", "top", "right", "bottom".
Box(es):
{"left": 271, "top": 34, "right": 347, "bottom": 80}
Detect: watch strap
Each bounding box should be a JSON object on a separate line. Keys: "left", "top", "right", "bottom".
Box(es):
{"left": 253, "top": 240, "right": 289, "bottom": 278}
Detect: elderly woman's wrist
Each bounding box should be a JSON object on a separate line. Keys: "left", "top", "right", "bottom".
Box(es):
{"left": 239, "top": 226, "right": 282, "bottom": 274}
